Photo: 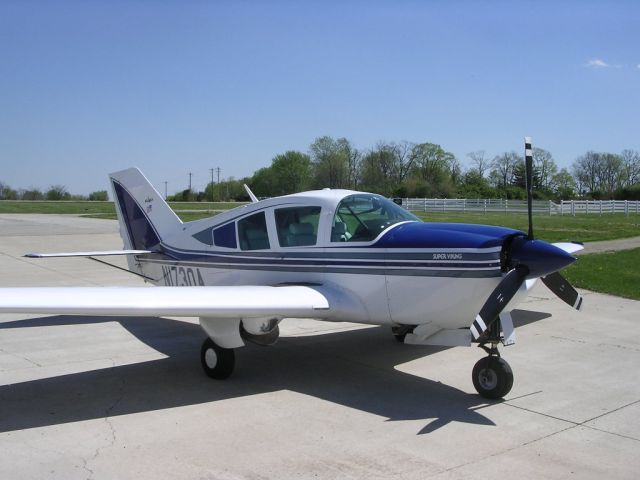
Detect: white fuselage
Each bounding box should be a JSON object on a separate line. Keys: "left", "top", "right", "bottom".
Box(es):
{"left": 127, "top": 188, "right": 532, "bottom": 331}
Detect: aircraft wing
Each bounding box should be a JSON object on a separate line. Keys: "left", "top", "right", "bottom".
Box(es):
{"left": 0, "top": 286, "right": 329, "bottom": 318}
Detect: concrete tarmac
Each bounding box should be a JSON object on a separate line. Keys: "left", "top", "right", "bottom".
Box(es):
{"left": 579, "top": 235, "right": 640, "bottom": 254}
{"left": 0, "top": 214, "right": 638, "bottom": 479}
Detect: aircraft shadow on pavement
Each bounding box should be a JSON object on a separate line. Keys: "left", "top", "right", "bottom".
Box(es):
{"left": 0, "top": 313, "right": 550, "bottom": 435}
{"left": 511, "top": 308, "right": 551, "bottom": 327}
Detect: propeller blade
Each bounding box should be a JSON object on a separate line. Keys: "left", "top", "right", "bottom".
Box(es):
{"left": 524, "top": 136, "right": 534, "bottom": 240}
{"left": 541, "top": 272, "right": 584, "bottom": 311}
{"left": 471, "top": 266, "right": 528, "bottom": 341}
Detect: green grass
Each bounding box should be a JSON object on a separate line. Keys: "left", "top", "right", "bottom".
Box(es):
{"left": 0, "top": 200, "right": 115, "bottom": 215}
{"left": 414, "top": 212, "right": 640, "bottom": 243}
{"left": 3, "top": 200, "right": 640, "bottom": 242}
{"left": 0, "top": 200, "right": 246, "bottom": 215}
{"left": 563, "top": 248, "right": 640, "bottom": 300}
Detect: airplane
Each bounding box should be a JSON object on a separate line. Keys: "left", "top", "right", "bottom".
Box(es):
{"left": 0, "top": 137, "right": 583, "bottom": 400}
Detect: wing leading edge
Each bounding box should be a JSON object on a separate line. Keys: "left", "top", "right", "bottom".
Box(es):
{"left": 0, "top": 286, "right": 329, "bottom": 318}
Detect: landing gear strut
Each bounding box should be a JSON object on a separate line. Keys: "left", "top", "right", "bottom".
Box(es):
{"left": 200, "top": 338, "right": 235, "bottom": 379}
{"left": 391, "top": 325, "right": 415, "bottom": 342}
{"left": 472, "top": 344, "right": 513, "bottom": 399}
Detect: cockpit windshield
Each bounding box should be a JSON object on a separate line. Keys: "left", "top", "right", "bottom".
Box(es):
{"left": 331, "top": 194, "right": 420, "bottom": 242}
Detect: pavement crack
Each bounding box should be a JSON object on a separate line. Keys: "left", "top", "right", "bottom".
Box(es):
{"left": 428, "top": 424, "right": 578, "bottom": 478}
{"left": 520, "top": 424, "right": 577, "bottom": 446}
{"left": 582, "top": 424, "right": 640, "bottom": 442}
{"left": 505, "top": 390, "right": 542, "bottom": 401}
{"left": 503, "top": 398, "right": 640, "bottom": 442}
{"left": 432, "top": 399, "right": 640, "bottom": 477}
{"left": 549, "top": 335, "right": 588, "bottom": 344}
{"left": 503, "top": 403, "right": 579, "bottom": 426}
{"left": 84, "top": 361, "right": 125, "bottom": 479}
{"left": 596, "top": 342, "right": 640, "bottom": 353}
{"left": 81, "top": 457, "right": 95, "bottom": 480}
{"left": 0, "top": 347, "right": 43, "bottom": 368}
{"left": 582, "top": 398, "right": 640, "bottom": 424}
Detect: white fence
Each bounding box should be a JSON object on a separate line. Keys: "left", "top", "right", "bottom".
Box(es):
{"left": 400, "top": 198, "right": 640, "bottom": 216}
{"left": 557, "top": 200, "right": 640, "bottom": 215}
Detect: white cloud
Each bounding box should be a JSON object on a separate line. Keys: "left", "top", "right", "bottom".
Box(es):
{"left": 585, "top": 58, "right": 610, "bottom": 68}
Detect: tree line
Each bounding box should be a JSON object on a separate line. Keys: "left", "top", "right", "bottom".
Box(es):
{"left": 2, "top": 137, "right": 638, "bottom": 202}
{"left": 0, "top": 183, "right": 108, "bottom": 201}
{"left": 170, "top": 136, "right": 640, "bottom": 202}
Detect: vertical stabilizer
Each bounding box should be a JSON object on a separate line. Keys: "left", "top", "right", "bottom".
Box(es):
{"left": 109, "top": 168, "right": 182, "bottom": 252}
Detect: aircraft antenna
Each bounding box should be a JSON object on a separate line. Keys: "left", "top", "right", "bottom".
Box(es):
{"left": 244, "top": 184, "right": 259, "bottom": 203}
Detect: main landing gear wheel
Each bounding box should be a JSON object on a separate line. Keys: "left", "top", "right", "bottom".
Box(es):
{"left": 200, "top": 338, "right": 235, "bottom": 379}
{"left": 472, "top": 356, "right": 513, "bottom": 399}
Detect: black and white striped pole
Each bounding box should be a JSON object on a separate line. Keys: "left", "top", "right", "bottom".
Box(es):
{"left": 525, "top": 137, "right": 534, "bottom": 240}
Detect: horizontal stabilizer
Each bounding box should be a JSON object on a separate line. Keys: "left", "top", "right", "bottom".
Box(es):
{"left": 0, "top": 285, "right": 330, "bottom": 318}
{"left": 25, "top": 250, "right": 153, "bottom": 258}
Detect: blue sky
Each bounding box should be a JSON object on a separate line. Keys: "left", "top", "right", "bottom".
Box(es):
{"left": 1, "top": 0, "right": 638, "bottom": 195}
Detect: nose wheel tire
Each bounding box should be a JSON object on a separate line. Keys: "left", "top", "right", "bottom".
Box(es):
{"left": 472, "top": 356, "right": 513, "bottom": 399}
{"left": 200, "top": 338, "right": 235, "bottom": 379}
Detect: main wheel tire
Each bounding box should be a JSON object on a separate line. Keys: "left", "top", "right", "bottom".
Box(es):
{"left": 200, "top": 338, "right": 235, "bottom": 380}
{"left": 472, "top": 356, "right": 513, "bottom": 399}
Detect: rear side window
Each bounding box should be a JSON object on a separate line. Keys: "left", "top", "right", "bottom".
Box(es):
{"left": 213, "top": 222, "right": 237, "bottom": 249}
{"left": 238, "top": 212, "right": 270, "bottom": 250}
{"left": 275, "top": 206, "right": 321, "bottom": 247}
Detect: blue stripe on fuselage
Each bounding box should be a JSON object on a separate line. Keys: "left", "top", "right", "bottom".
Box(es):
{"left": 140, "top": 241, "right": 503, "bottom": 278}
{"left": 136, "top": 220, "right": 518, "bottom": 279}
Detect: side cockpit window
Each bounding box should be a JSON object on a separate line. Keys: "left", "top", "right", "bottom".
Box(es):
{"left": 275, "top": 206, "right": 321, "bottom": 247}
{"left": 213, "top": 222, "right": 237, "bottom": 249}
{"left": 332, "top": 194, "right": 420, "bottom": 243}
{"left": 238, "top": 212, "right": 270, "bottom": 250}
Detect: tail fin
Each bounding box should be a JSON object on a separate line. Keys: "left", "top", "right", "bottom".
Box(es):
{"left": 109, "top": 168, "right": 182, "bottom": 251}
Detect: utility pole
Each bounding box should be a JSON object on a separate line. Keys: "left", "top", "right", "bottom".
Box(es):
{"left": 214, "top": 167, "right": 221, "bottom": 200}
{"left": 210, "top": 167, "right": 221, "bottom": 201}
{"left": 209, "top": 168, "right": 214, "bottom": 202}
{"left": 164, "top": 181, "right": 168, "bottom": 200}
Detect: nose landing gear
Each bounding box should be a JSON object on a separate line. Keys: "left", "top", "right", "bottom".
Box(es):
{"left": 472, "top": 344, "right": 513, "bottom": 399}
